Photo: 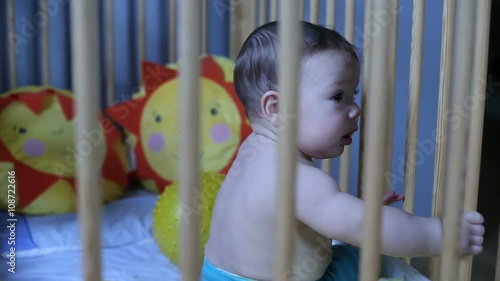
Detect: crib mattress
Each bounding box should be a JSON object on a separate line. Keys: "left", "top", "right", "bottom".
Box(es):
{"left": 0, "top": 189, "right": 428, "bottom": 281}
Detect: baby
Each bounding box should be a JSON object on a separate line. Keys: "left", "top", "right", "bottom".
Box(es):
{"left": 202, "top": 21, "right": 485, "bottom": 281}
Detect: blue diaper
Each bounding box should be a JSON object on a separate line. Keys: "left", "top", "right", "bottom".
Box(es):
{"left": 201, "top": 257, "right": 256, "bottom": 281}
{"left": 201, "top": 245, "right": 370, "bottom": 281}
{"left": 317, "top": 245, "right": 360, "bottom": 281}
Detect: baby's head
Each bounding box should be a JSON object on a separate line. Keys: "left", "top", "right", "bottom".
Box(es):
{"left": 234, "top": 21, "right": 361, "bottom": 159}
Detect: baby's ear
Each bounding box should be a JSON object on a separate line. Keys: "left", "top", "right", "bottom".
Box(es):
{"left": 260, "top": 91, "right": 280, "bottom": 125}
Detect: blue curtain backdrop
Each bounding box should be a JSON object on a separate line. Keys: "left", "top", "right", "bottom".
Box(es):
{"left": 0, "top": 0, "right": 449, "bottom": 217}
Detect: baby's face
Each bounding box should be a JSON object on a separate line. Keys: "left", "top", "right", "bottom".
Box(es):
{"left": 296, "top": 50, "right": 361, "bottom": 159}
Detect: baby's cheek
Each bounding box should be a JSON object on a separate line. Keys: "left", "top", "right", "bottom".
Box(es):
{"left": 210, "top": 124, "right": 231, "bottom": 144}
{"left": 23, "top": 139, "right": 46, "bottom": 157}
{"left": 148, "top": 132, "right": 166, "bottom": 152}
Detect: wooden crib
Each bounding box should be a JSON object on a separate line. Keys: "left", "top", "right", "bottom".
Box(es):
{"left": 4, "top": 0, "right": 497, "bottom": 280}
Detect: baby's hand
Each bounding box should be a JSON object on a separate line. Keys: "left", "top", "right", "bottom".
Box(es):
{"left": 459, "top": 211, "right": 485, "bottom": 256}
{"left": 383, "top": 191, "right": 405, "bottom": 205}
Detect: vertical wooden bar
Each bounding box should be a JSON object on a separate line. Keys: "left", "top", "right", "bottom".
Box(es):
{"left": 202, "top": 0, "right": 207, "bottom": 54}
{"left": 322, "top": 0, "right": 337, "bottom": 175}
{"left": 7, "top": 0, "right": 16, "bottom": 88}
{"left": 270, "top": 0, "right": 278, "bottom": 21}
{"left": 298, "top": 0, "right": 304, "bottom": 21}
{"left": 360, "top": 0, "right": 396, "bottom": 280}
{"left": 429, "top": 0, "right": 456, "bottom": 278}
{"left": 402, "top": 0, "right": 425, "bottom": 265}
{"left": 325, "top": 0, "right": 336, "bottom": 28}
{"left": 357, "top": 0, "right": 372, "bottom": 199}
{"left": 179, "top": 0, "right": 201, "bottom": 279}
{"left": 338, "top": 0, "right": 355, "bottom": 193}
{"left": 275, "top": 0, "right": 301, "bottom": 280}
{"left": 309, "top": 0, "right": 319, "bottom": 24}
{"left": 439, "top": 0, "right": 475, "bottom": 280}
{"left": 41, "top": 0, "right": 50, "bottom": 86}
{"left": 458, "top": 0, "right": 491, "bottom": 279}
{"left": 138, "top": 0, "right": 146, "bottom": 84}
{"left": 106, "top": 0, "right": 115, "bottom": 105}
{"left": 70, "top": 1, "right": 101, "bottom": 281}
{"left": 169, "top": 0, "right": 177, "bottom": 62}
{"left": 230, "top": 0, "right": 257, "bottom": 60}
{"left": 259, "top": 0, "right": 267, "bottom": 26}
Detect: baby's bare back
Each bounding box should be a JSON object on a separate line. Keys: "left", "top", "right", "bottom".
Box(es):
{"left": 205, "top": 133, "right": 333, "bottom": 281}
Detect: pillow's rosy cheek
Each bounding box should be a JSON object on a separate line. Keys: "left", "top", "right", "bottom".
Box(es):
{"left": 148, "top": 132, "right": 166, "bottom": 153}
{"left": 24, "top": 139, "right": 46, "bottom": 157}
{"left": 210, "top": 124, "right": 231, "bottom": 144}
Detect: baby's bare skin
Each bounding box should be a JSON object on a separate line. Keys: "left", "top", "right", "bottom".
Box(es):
{"left": 205, "top": 133, "right": 333, "bottom": 281}
{"left": 204, "top": 50, "right": 485, "bottom": 281}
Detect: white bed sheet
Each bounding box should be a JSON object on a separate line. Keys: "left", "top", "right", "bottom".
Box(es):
{"left": 0, "top": 188, "right": 429, "bottom": 281}
{"left": 1, "top": 238, "right": 180, "bottom": 281}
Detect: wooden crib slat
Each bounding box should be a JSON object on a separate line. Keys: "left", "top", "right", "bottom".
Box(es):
{"left": 138, "top": 0, "right": 146, "bottom": 85}
{"left": 439, "top": 0, "right": 476, "bottom": 279}
{"left": 169, "top": 0, "right": 177, "bottom": 62}
{"left": 338, "top": 0, "right": 355, "bottom": 193}
{"left": 106, "top": 0, "right": 115, "bottom": 106}
{"left": 202, "top": 0, "right": 207, "bottom": 54}
{"left": 429, "top": 0, "right": 456, "bottom": 278}
{"left": 360, "top": 0, "right": 397, "bottom": 279}
{"left": 70, "top": 1, "right": 102, "bottom": 280}
{"left": 179, "top": 0, "right": 202, "bottom": 279}
{"left": 402, "top": 0, "right": 425, "bottom": 265}
{"left": 298, "top": 0, "right": 304, "bottom": 21}
{"left": 458, "top": 0, "right": 492, "bottom": 279}
{"left": 357, "top": 0, "right": 373, "bottom": 200}
{"left": 41, "top": 0, "right": 50, "bottom": 86}
{"left": 7, "top": 0, "right": 16, "bottom": 88}
{"left": 274, "top": 1, "right": 301, "bottom": 279}
{"left": 309, "top": 0, "right": 319, "bottom": 24}
{"left": 259, "top": 0, "right": 267, "bottom": 25}
{"left": 325, "top": 0, "right": 336, "bottom": 28}
{"left": 230, "top": 0, "right": 257, "bottom": 60}
{"left": 270, "top": 0, "right": 278, "bottom": 21}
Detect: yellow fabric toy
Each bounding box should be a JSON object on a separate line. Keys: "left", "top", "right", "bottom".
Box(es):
{"left": 106, "top": 55, "right": 252, "bottom": 194}
{"left": 152, "top": 172, "right": 225, "bottom": 270}
{"left": 0, "top": 86, "right": 129, "bottom": 215}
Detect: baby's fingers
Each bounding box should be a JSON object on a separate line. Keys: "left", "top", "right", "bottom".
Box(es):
{"left": 470, "top": 224, "right": 485, "bottom": 236}
{"left": 470, "top": 235, "right": 484, "bottom": 246}
{"left": 469, "top": 245, "right": 483, "bottom": 255}
{"left": 464, "top": 211, "right": 484, "bottom": 224}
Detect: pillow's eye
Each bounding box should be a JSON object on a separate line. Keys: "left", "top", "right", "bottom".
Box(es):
{"left": 18, "top": 127, "right": 27, "bottom": 134}
{"left": 155, "top": 115, "right": 162, "bottom": 123}
{"left": 210, "top": 108, "right": 218, "bottom": 116}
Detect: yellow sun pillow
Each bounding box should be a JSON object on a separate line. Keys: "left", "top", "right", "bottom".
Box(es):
{"left": 106, "top": 55, "right": 253, "bottom": 194}
{"left": 0, "top": 86, "right": 129, "bottom": 215}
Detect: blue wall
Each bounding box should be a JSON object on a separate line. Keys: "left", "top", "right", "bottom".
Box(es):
{"left": 0, "top": 0, "right": 448, "bottom": 217}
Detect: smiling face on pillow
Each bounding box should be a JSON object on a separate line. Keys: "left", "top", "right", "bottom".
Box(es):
{"left": 106, "top": 56, "right": 252, "bottom": 193}
{"left": 0, "top": 87, "right": 128, "bottom": 214}
{"left": 0, "top": 94, "right": 106, "bottom": 177}
{"left": 141, "top": 77, "right": 242, "bottom": 182}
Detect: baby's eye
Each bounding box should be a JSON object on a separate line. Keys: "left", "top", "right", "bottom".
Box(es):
{"left": 331, "top": 92, "right": 344, "bottom": 101}
{"left": 155, "top": 115, "right": 162, "bottom": 123}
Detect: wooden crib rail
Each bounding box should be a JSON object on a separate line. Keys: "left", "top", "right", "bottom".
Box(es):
{"left": 70, "top": 1, "right": 102, "bottom": 281}
{"left": 179, "top": 0, "right": 202, "bottom": 280}
{"left": 360, "top": 1, "right": 398, "bottom": 280}
{"left": 440, "top": 0, "right": 476, "bottom": 280}
{"left": 402, "top": 0, "right": 425, "bottom": 265}
{"left": 7, "top": 0, "right": 17, "bottom": 88}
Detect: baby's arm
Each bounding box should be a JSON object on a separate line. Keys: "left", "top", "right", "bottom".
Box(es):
{"left": 295, "top": 167, "right": 484, "bottom": 257}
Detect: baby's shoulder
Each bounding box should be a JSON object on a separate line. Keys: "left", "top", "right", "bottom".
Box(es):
{"left": 296, "top": 163, "right": 340, "bottom": 193}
